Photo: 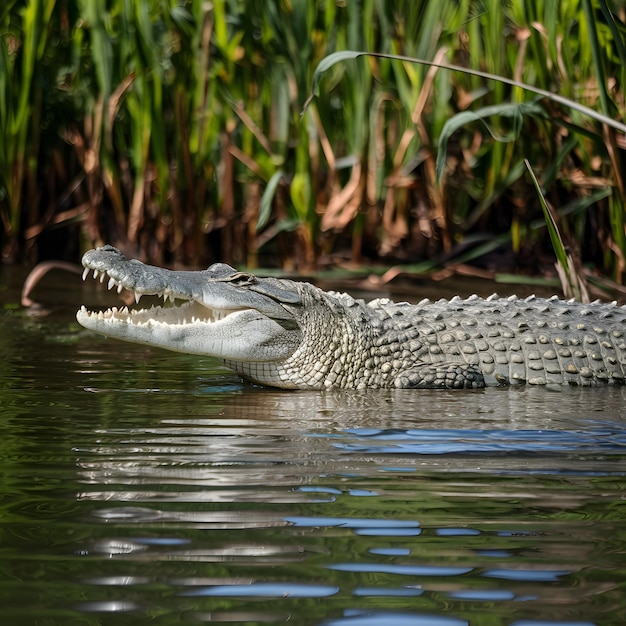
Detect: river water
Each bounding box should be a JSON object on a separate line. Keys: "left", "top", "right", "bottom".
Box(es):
{"left": 1, "top": 268, "right": 625, "bottom": 625}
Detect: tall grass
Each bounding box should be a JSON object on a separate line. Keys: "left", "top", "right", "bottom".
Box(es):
{"left": 0, "top": 0, "right": 55, "bottom": 261}
{"left": 1, "top": 0, "right": 624, "bottom": 288}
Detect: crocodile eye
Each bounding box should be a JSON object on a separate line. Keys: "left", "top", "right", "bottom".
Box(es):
{"left": 225, "top": 272, "right": 257, "bottom": 286}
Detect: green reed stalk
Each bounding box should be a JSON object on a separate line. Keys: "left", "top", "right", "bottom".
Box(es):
{"left": 0, "top": 0, "right": 55, "bottom": 261}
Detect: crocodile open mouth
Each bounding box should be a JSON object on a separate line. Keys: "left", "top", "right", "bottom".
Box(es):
{"left": 78, "top": 267, "right": 239, "bottom": 327}
{"left": 75, "top": 245, "right": 302, "bottom": 366}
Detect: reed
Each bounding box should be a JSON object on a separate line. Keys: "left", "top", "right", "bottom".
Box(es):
{"left": 0, "top": 0, "right": 55, "bottom": 261}
{"left": 0, "top": 0, "right": 624, "bottom": 289}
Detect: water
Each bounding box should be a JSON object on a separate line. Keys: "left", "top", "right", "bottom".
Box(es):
{"left": 1, "top": 270, "right": 626, "bottom": 625}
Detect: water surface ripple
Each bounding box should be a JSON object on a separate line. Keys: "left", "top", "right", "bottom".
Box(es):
{"left": 0, "top": 284, "right": 625, "bottom": 625}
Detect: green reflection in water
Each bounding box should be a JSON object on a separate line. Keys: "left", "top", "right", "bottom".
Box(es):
{"left": 1, "top": 280, "right": 626, "bottom": 625}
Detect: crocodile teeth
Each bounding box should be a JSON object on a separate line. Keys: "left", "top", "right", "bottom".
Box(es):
{"left": 117, "top": 283, "right": 123, "bottom": 294}
{"left": 134, "top": 292, "right": 142, "bottom": 304}
{"left": 107, "top": 278, "right": 116, "bottom": 290}
{"left": 92, "top": 269, "right": 100, "bottom": 280}
{"left": 82, "top": 268, "right": 89, "bottom": 281}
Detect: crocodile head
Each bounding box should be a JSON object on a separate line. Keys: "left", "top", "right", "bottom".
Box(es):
{"left": 76, "top": 246, "right": 303, "bottom": 363}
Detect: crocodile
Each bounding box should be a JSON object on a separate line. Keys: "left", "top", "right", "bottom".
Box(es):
{"left": 76, "top": 245, "right": 626, "bottom": 390}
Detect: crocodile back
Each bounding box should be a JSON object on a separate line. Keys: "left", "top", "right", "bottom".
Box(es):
{"left": 369, "top": 294, "right": 626, "bottom": 386}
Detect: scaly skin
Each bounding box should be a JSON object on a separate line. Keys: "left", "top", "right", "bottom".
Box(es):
{"left": 77, "top": 245, "right": 626, "bottom": 389}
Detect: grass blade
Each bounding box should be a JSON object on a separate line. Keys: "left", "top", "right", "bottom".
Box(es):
{"left": 258, "top": 170, "right": 284, "bottom": 230}
{"left": 304, "top": 49, "right": 626, "bottom": 134}
{"left": 525, "top": 159, "right": 588, "bottom": 301}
